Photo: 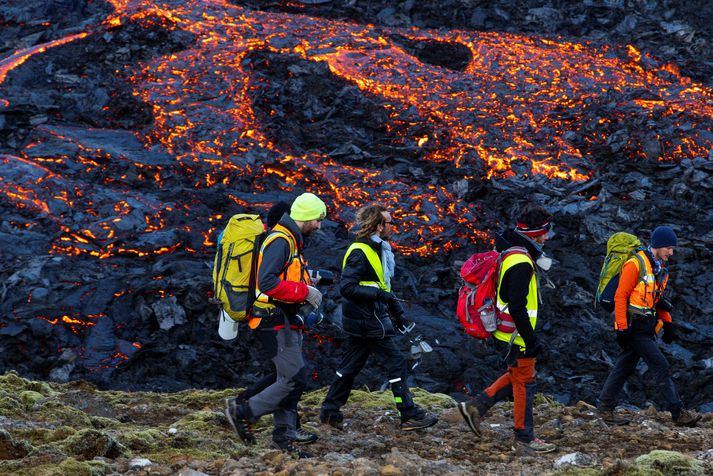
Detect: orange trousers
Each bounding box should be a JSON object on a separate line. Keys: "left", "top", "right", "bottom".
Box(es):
{"left": 483, "top": 357, "right": 536, "bottom": 439}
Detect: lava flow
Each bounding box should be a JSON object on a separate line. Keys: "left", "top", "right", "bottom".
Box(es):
{"left": 1, "top": 0, "right": 712, "bottom": 261}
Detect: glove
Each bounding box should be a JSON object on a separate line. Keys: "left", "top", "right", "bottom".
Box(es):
{"left": 661, "top": 322, "right": 676, "bottom": 344}
{"left": 307, "top": 269, "right": 335, "bottom": 285}
{"left": 376, "top": 289, "right": 397, "bottom": 304}
{"left": 394, "top": 318, "right": 415, "bottom": 334}
{"left": 388, "top": 298, "right": 405, "bottom": 318}
{"left": 615, "top": 329, "right": 632, "bottom": 350}
{"left": 305, "top": 310, "right": 324, "bottom": 329}
{"left": 523, "top": 339, "right": 545, "bottom": 360}
{"left": 305, "top": 285, "right": 323, "bottom": 308}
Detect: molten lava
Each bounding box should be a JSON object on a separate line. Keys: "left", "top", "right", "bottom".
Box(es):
{"left": 1, "top": 0, "right": 712, "bottom": 262}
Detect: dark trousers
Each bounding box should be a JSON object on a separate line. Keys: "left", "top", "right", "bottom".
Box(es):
{"left": 246, "top": 325, "right": 308, "bottom": 443}
{"left": 472, "top": 342, "right": 537, "bottom": 442}
{"left": 598, "top": 332, "right": 682, "bottom": 416}
{"left": 321, "top": 335, "right": 418, "bottom": 420}
{"left": 241, "top": 366, "right": 307, "bottom": 436}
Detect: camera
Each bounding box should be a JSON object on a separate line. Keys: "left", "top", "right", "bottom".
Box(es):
{"left": 308, "top": 269, "right": 335, "bottom": 285}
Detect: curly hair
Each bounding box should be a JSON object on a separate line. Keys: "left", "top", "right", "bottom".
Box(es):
{"left": 355, "top": 204, "right": 388, "bottom": 240}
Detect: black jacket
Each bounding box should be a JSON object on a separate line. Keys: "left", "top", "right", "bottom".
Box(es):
{"left": 340, "top": 238, "right": 396, "bottom": 338}
{"left": 494, "top": 229, "right": 543, "bottom": 349}
{"left": 254, "top": 214, "right": 305, "bottom": 330}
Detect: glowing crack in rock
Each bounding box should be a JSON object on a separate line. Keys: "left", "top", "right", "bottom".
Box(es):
{"left": 1, "top": 0, "right": 712, "bottom": 258}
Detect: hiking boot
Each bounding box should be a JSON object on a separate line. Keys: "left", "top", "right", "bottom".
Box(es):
{"left": 271, "top": 440, "right": 313, "bottom": 458}
{"left": 319, "top": 411, "right": 344, "bottom": 429}
{"left": 293, "top": 427, "right": 318, "bottom": 444}
{"left": 400, "top": 412, "right": 438, "bottom": 431}
{"left": 512, "top": 437, "right": 557, "bottom": 454}
{"left": 457, "top": 401, "right": 482, "bottom": 436}
{"left": 597, "top": 408, "right": 630, "bottom": 426}
{"left": 224, "top": 398, "right": 256, "bottom": 445}
{"left": 673, "top": 409, "right": 701, "bottom": 427}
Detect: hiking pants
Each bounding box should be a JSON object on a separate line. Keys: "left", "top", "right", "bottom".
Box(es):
{"left": 472, "top": 345, "right": 536, "bottom": 442}
{"left": 598, "top": 332, "right": 682, "bottom": 416}
{"left": 247, "top": 322, "right": 307, "bottom": 443}
{"left": 321, "top": 335, "right": 418, "bottom": 420}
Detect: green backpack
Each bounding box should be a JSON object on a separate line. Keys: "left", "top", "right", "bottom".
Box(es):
{"left": 594, "top": 232, "right": 646, "bottom": 312}
{"left": 212, "top": 214, "right": 266, "bottom": 323}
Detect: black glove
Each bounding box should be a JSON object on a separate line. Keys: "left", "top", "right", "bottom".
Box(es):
{"left": 615, "top": 329, "right": 632, "bottom": 350}
{"left": 523, "top": 339, "right": 545, "bottom": 360}
{"left": 376, "top": 289, "right": 397, "bottom": 304}
{"left": 661, "top": 322, "right": 676, "bottom": 344}
{"left": 388, "top": 298, "right": 405, "bottom": 318}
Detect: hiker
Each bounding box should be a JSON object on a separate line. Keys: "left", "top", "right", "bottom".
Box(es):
{"left": 457, "top": 203, "right": 557, "bottom": 454}
{"left": 319, "top": 204, "right": 438, "bottom": 431}
{"left": 231, "top": 200, "right": 319, "bottom": 445}
{"left": 597, "top": 226, "right": 701, "bottom": 427}
{"left": 225, "top": 193, "right": 327, "bottom": 456}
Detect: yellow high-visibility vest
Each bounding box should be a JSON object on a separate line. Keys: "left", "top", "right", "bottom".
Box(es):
{"left": 343, "top": 242, "right": 390, "bottom": 292}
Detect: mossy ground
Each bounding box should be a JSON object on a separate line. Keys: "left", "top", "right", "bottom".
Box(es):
{"left": 0, "top": 371, "right": 711, "bottom": 475}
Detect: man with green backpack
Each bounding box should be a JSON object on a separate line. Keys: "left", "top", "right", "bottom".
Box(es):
{"left": 596, "top": 226, "right": 701, "bottom": 427}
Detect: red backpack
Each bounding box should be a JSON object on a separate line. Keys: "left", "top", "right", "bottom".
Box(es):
{"left": 456, "top": 247, "right": 527, "bottom": 339}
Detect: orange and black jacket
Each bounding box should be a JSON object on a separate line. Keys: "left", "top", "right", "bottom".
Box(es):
{"left": 614, "top": 249, "right": 671, "bottom": 334}
{"left": 254, "top": 214, "right": 309, "bottom": 330}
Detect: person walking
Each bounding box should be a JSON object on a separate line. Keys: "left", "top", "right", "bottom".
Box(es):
{"left": 457, "top": 203, "right": 557, "bottom": 454}
{"left": 597, "top": 226, "right": 701, "bottom": 427}
{"left": 319, "top": 204, "right": 438, "bottom": 431}
{"left": 225, "top": 193, "right": 326, "bottom": 456}
{"left": 232, "top": 200, "right": 319, "bottom": 445}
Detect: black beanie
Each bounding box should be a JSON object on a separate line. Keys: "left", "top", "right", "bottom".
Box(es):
{"left": 267, "top": 201, "right": 291, "bottom": 229}
{"left": 651, "top": 226, "right": 677, "bottom": 248}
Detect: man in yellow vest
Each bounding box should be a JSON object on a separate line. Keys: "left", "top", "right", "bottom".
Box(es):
{"left": 225, "top": 193, "right": 326, "bottom": 457}
{"left": 597, "top": 226, "right": 701, "bottom": 427}
{"left": 319, "top": 204, "right": 438, "bottom": 431}
{"left": 458, "top": 203, "right": 557, "bottom": 454}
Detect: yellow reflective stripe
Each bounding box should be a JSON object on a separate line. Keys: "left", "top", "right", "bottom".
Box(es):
{"left": 343, "top": 242, "right": 389, "bottom": 291}
{"left": 255, "top": 226, "right": 298, "bottom": 303}
{"left": 494, "top": 250, "right": 538, "bottom": 349}
{"left": 359, "top": 281, "right": 380, "bottom": 287}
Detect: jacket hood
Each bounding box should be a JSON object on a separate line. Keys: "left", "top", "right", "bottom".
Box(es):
{"left": 496, "top": 228, "right": 542, "bottom": 259}
{"left": 277, "top": 214, "right": 304, "bottom": 250}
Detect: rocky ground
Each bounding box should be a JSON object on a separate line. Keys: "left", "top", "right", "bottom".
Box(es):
{"left": 1, "top": 372, "right": 712, "bottom": 475}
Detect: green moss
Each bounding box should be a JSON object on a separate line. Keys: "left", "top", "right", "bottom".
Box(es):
{"left": 534, "top": 393, "right": 563, "bottom": 407}
{"left": 410, "top": 388, "right": 456, "bottom": 410}
{"left": 553, "top": 468, "right": 600, "bottom": 476}
{"left": 599, "top": 461, "right": 663, "bottom": 476}
{"left": 634, "top": 450, "right": 706, "bottom": 475}
{"left": 172, "top": 410, "right": 225, "bottom": 432}
{"left": 0, "top": 372, "right": 56, "bottom": 397}
{"left": 20, "top": 390, "right": 45, "bottom": 406}
{"left": 56, "top": 457, "right": 110, "bottom": 476}
{"left": 89, "top": 416, "right": 119, "bottom": 429}
{"left": 32, "top": 400, "right": 92, "bottom": 427}
{"left": 299, "top": 387, "right": 329, "bottom": 407}
{"left": 0, "top": 393, "right": 24, "bottom": 416}
{"left": 120, "top": 428, "right": 166, "bottom": 452}
{"left": 63, "top": 429, "right": 126, "bottom": 460}
{"left": 161, "top": 387, "right": 237, "bottom": 408}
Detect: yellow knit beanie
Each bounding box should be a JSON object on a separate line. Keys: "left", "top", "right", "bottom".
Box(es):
{"left": 290, "top": 193, "right": 327, "bottom": 222}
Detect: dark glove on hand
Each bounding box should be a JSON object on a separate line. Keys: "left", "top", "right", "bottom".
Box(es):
{"left": 615, "top": 329, "right": 632, "bottom": 350}
{"left": 661, "top": 322, "right": 676, "bottom": 344}
{"left": 388, "top": 298, "right": 405, "bottom": 318}
{"left": 376, "top": 289, "right": 396, "bottom": 303}
{"left": 523, "top": 339, "right": 544, "bottom": 360}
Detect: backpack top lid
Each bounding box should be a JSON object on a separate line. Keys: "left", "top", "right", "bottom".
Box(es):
{"left": 595, "top": 232, "right": 644, "bottom": 307}
{"left": 606, "top": 232, "right": 641, "bottom": 256}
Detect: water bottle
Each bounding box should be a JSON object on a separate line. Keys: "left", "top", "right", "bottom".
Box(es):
{"left": 478, "top": 298, "right": 497, "bottom": 332}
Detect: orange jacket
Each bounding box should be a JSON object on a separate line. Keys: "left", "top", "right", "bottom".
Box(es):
{"left": 614, "top": 254, "right": 671, "bottom": 330}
